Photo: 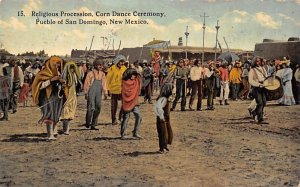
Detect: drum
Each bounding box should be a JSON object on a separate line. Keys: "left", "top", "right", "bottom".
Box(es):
{"left": 263, "top": 76, "right": 283, "bottom": 101}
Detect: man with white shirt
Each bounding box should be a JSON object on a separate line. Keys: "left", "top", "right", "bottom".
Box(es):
{"left": 248, "top": 57, "right": 268, "bottom": 124}
{"left": 188, "top": 59, "right": 203, "bottom": 111}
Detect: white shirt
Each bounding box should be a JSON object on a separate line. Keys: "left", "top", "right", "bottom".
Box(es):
{"left": 248, "top": 66, "right": 267, "bottom": 88}
{"left": 154, "top": 97, "right": 167, "bottom": 120}
{"left": 190, "top": 66, "right": 203, "bottom": 81}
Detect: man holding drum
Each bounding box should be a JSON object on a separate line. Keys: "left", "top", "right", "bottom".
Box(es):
{"left": 248, "top": 57, "right": 269, "bottom": 124}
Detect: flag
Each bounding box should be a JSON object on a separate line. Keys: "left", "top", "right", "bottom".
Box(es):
{"left": 144, "top": 40, "right": 170, "bottom": 49}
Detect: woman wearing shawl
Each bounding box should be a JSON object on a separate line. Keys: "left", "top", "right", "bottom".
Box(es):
{"left": 276, "top": 61, "right": 295, "bottom": 106}
{"left": 120, "top": 68, "right": 142, "bottom": 139}
{"left": 154, "top": 83, "right": 173, "bottom": 153}
{"left": 60, "top": 61, "right": 81, "bottom": 134}
{"left": 31, "top": 56, "right": 66, "bottom": 140}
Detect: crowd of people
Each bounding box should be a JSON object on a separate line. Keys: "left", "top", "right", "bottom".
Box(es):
{"left": 0, "top": 52, "right": 300, "bottom": 153}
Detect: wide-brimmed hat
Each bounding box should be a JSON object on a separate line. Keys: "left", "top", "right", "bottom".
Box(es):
{"left": 208, "top": 60, "right": 215, "bottom": 66}
{"left": 280, "top": 60, "right": 290, "bottom": 66}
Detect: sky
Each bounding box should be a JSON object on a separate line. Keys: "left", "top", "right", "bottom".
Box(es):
{"left": 0, "top": 0, "right": 299, "bottom": 56}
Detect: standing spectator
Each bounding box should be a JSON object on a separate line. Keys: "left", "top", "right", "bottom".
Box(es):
{"left": 239, "top": 61, "right": 251, "bottom": 100}
{"left": 230, "top": 61, "right": 242, "bottom": 100}
{"left": 276, "top": 60, "right": 295, "bottom": 106}
{"left": 159, "top": 61, "right": 170, "bottom": 86}
{"left": 204, "top": 61, "right": 216, "bottom": 110}
{"left": 142, "top": 63, "right": 154, "bottom": 104}
{"left": 0, "top": 59, "right": 9, "bottom": 76}
{"left": 18, "top": 75, "right": 30, "bottom": 107}
{"left": 133, "top": 60, "right": 143, "bottom": 76}
{"left": 188, "top": 59, "right": 203, "bottom": 111}
{"left": 218, "top": 61, "right": 230, "bottom": 105}
{"left": 153, "top": 51, "right": 161, "bottom": 93}
{"left": 6, "top": 59, "right": 24, "bottom": 113}
{"left": 185, "top": 59, "right": 192, "bottom": 96}
{"left": 294, "top": 63, "right": 300, "bottom": 104}
{"left": 171, "top": 59, "right": 188, "bottom": 111}
{"left": 0, "top": 68, "right": 11, "bottom": 121}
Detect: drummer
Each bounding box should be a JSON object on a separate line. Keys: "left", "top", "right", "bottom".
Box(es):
{"left": 248, "top": 57, "right": 269, "bottom": 124}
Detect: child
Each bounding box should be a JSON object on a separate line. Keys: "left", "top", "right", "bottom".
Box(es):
{"left": 120, "top": 68, "right": 142, "bottom": 139}
{"left": 154, "top": 83, "right": 173, "bottom": 153}
{"left": 18, "top": 75, "right": 30, "bottom": 107}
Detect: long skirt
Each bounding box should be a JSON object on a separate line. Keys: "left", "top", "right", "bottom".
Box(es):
{"left": 18, "top": 83, "right": 30, "bottom": 103}
{"left": 61, "top": 83, "right": 77, "bottom": 120}
{"left": 38, "top": 86, "right": 64, "bottom": 124}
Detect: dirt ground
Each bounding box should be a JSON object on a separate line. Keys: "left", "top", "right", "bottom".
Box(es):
{"left": 0, "top": 94, "right": 299, "bottom": 187}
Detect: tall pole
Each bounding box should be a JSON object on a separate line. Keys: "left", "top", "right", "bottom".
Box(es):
{"left": 200, "top": 12, "right": 209, "bottom": 63}
{"left": 89, "top": 35, "right": 94, "bottom": 51}
{"left": 184, "top": 26, "right": 189, "bottom": 59}
{"left": 214, "top": 20, "right": 220, "bottom": 61}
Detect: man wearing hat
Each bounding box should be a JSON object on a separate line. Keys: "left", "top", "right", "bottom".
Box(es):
{"left": 6, "top": 59, "right": 24, "bottom": 114}
{"left": 248, "top": 57, "right": 268, "bottom": 124}
{"left": 84, "top": 58, "right": 108, "bottom": 130}
{"left": 229, "top": 60, "right": 242, "bottom": 101}
{"left": 171, "top": 59, "right": 188, "bottom": 111}
{"left": 204, "top": 60, "right": 216, "bottom": 110}
{"left": 106, "top": 55, "right": 127, "bottom": 125}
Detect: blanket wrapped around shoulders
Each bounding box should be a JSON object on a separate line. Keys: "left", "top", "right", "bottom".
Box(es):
{"left": 121, "top": 68, "right": 141, "bottom": 112}
{"left": 31, "top": 56, "right": 65, "bottom": 105}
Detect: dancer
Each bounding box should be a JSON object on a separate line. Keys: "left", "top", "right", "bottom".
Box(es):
{"left": 32, "top": 56, "right": 66, "bottom": 140}
{"left": 248, "top": 57, "right": 268, "bottom": 124}
{"left": 120, "top": 68, "right": 142, "bottom": 139}
{"left": 84, "top": 58, "right": 107, "bottom": 130}
{"left": 60, "top": 61, "right": 82, "bottom": 134}
{"left": 154, "top": 83, "right": 173, "bottom": 153}
{"left": 106, "top": 55, "right": 126, "bottom": 125}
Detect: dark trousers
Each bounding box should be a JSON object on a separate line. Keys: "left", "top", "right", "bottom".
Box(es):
{"left": 206, "top": 78, "right": 215, "bottom": 108}
{"left": 86, "top": 80, "right": 102, "bottom": 127}
{"left": 172, "top": 79, "right": 186, "bottom": 110}
{"left": 10, "top": 81, "right": 20, "bottom": 112}
{"left": 0, "top": 99, "right": 9, "bottom": 119}
{"left": 111, "top": 94, "right": 123, "bottom": 124}
{"left": 231, "top": 83, "right": 241, "bottom": 100}
{"left": 240, "top": 78, "right": 250, "bottom": 99}
{"left": 295, "top": 82, "right": 300, "bottom": 104}
{"left": 144, "top": 83, "right": 152, "bottom": 102}
{"left": 189, "top": 80, "right": 203, "bottom": 109}
{"left": 156, "top": 117, "right": 173, "bottom": 151}
{"left": 252, "top": 87, "right": 267, "bottom": 122}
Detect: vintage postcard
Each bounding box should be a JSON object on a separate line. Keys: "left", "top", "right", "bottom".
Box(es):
{"left": 0, "top": 0, "right": 299, "bottom": 186}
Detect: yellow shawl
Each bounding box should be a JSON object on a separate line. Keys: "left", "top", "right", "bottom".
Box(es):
{"left": 31, "top": 56, "right": 64, "bottom": 105}
{"left": 61, "top": 61, "right": 81, "bottom": 97}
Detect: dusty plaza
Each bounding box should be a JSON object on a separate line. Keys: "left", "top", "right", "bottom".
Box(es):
{"left": 0, "top": 95, "right": 299, "bottom": 187}
{"left": 1, "top": 0, "right": 300, "bottom": 186}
